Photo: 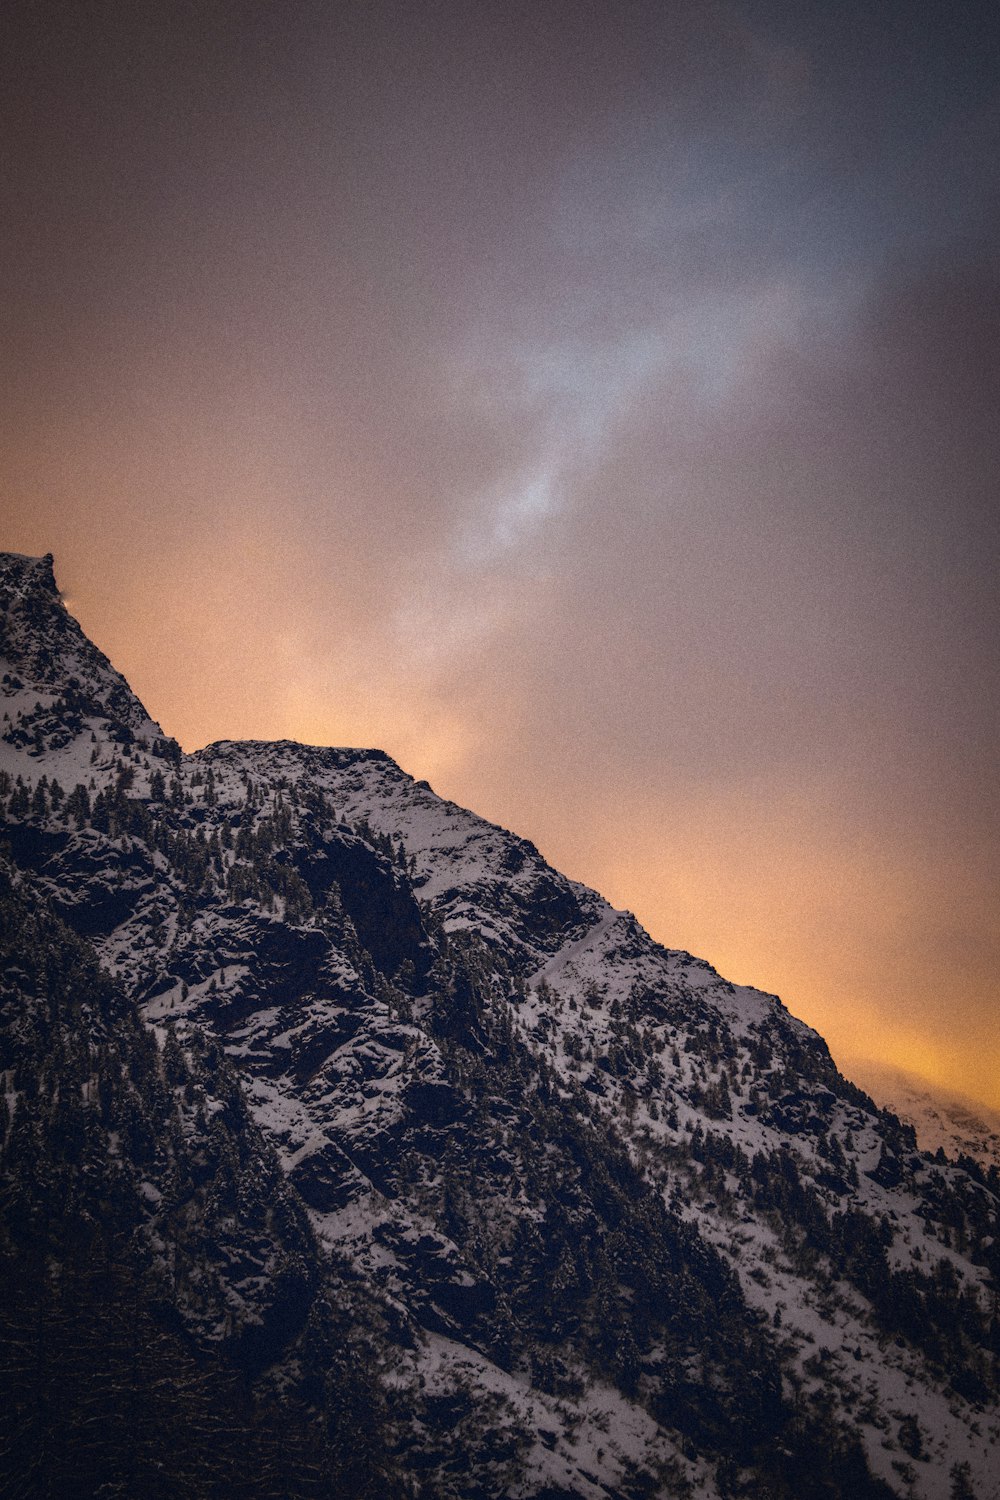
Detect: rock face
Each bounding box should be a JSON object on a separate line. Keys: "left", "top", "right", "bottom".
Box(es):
{"left": 2, "top": 549, "right": 999, "bottom": 1500}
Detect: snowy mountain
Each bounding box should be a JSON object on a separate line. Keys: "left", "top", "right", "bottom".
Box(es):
{"left": 2, "top": 550, "right": 998, "bottom": 1500}
{"left": 848, "top": 1061, "right": 1000, "bottom": 1175}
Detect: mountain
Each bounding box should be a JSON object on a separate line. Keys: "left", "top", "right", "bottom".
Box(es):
{"left": 847, "top": 1061, "right": 1000, "bottom": 1175}
{"left": 2, "top": 549, "right": 998, "bottom": 1500}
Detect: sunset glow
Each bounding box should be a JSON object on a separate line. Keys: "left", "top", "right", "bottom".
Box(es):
{"left": 2, "top": 1, "right": 997, "bottom": 1109}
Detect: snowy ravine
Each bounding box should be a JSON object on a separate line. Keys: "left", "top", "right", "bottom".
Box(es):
{"left": 2, "top": 549, "right": 998, "bottom": 1500}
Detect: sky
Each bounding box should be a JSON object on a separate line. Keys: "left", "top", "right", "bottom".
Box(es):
{"left": 2, "top": 0, "right": 998, "bottom": 1107}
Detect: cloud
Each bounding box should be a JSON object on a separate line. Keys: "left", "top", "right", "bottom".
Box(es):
{"left": 2, "top": 0, "right": 998, "bottom": 1103}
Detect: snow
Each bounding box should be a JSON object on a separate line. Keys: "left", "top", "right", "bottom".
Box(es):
{"left": 5, "top": 546, "right": 1000, "bottom": 1500}
{"left": 415, "top": 1330, "right": 715, "bottom": 1500}
{"left": 850, "top": 1060, "right": 1000, "bottom": 1170}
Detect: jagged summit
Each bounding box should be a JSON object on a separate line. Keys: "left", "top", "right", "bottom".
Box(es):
{"left": 0, "top": 549, "right": 58, "bottom": 589}
{"left": 3, "top": 549, "right": 999, "bottom": 1500}
{"left": 0, "top": 549, "right": 167, "bottom": 769}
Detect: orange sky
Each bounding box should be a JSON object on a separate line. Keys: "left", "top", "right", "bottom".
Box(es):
{"left": 2, "top": 2, "right": 998, "bottom": 1108}
{"left": 29, "top": 524, "right": 992, "bottom": 1113}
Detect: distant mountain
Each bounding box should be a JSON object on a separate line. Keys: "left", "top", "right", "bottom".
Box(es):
{"left": 2, "top": 550, "right": 998, "bottom": 1500}
{"left": 848, "top": 1060, "right": 1000, "bottom": 1173}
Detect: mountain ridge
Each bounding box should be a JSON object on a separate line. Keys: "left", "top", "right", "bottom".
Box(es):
{"left": 2, "top": 549, "right": 998, "bottom": 1500}
{"left": 846, "top": 1061, "right": 1000, "bottom": 1173}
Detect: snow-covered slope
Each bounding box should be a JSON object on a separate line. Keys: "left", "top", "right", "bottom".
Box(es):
{"left": 0, "top": 552, "right": 167, "bottom": 779}
{"left": 3, "top": 550, "right": 999, "bottom": 1500}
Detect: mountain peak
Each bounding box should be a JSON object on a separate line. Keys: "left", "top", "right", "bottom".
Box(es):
{"left": 0, "top": 548, "right": 170, "bottom": 772}
{"left": 3, "top": 547, "right": 999, "bottom": 1499}
{"left": 0, "top": 548, "right": 58, "bottom": 596}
